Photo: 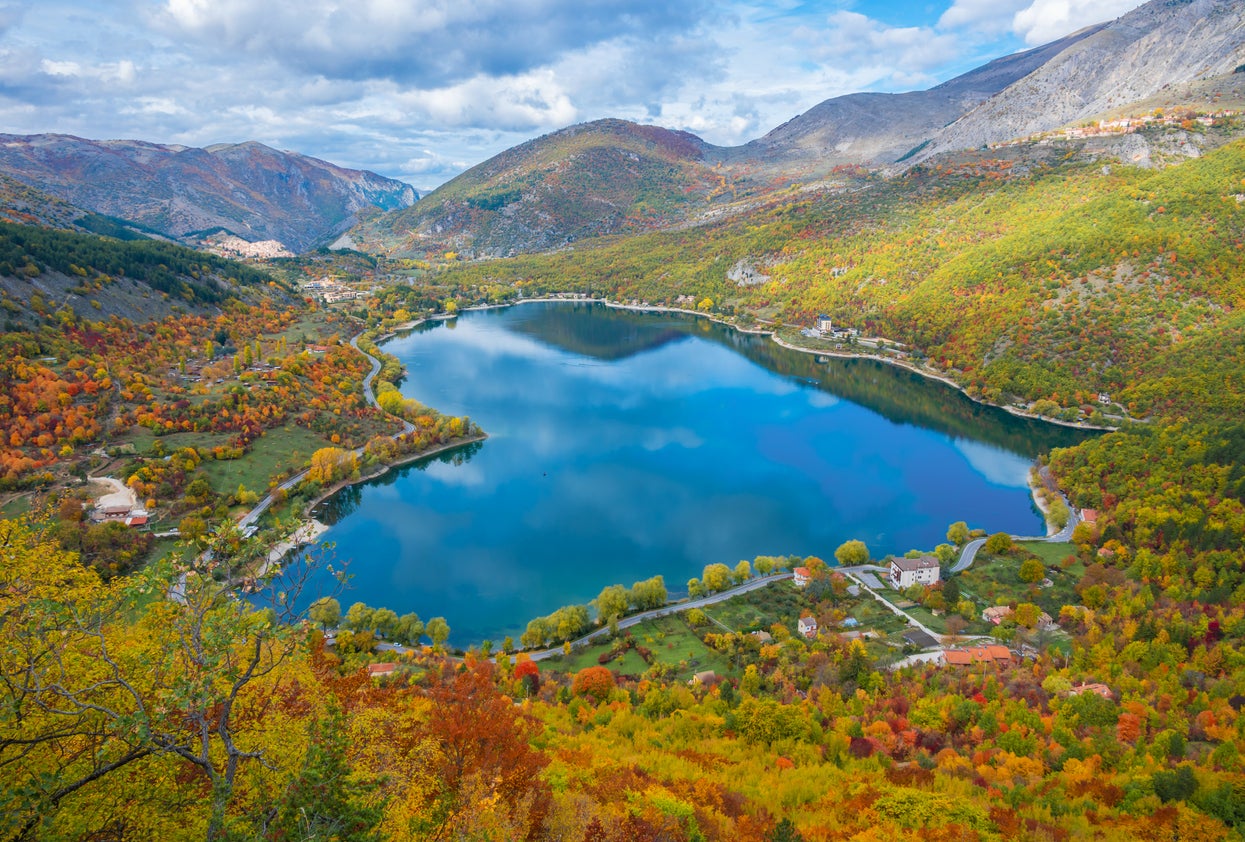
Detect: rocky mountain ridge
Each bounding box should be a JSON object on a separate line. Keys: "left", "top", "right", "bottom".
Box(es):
{"left": 358, "top": 0, "right": 1245, "bottom": 259}
{"left": 909, "top": 0, "right": 1245, "bottom": 165}
{"left": 0, "top": 135, "right": 417, "bottom": 253}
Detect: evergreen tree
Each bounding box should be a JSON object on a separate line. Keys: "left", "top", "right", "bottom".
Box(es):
{"left": 271, "top": 704, "right": 384, "bottom": 841}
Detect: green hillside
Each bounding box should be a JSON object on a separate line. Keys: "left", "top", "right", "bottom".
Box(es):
{"left": 355, "top": 119, "right": 743, "bottom": 257}
{"left": 427, "top": 134, "right": 1245, "bottom": 423}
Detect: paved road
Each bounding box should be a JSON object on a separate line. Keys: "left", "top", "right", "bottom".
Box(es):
{"left": 952, "top": 466, "right": 1080, "bottom": 574}
{"left": 349, "top": 333, "right": 415, "bottom": 434}
{"left": 842, "top": 571, "right": 939, "bottom": 638}
{"left": 523, "top": 573, "right": 795, "bottom": 661}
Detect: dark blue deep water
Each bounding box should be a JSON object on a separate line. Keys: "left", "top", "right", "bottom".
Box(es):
{"left": 310, "top": 302, "right": 1088, "bottom": 644}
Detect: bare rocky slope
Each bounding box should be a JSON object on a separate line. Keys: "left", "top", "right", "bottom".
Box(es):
{"left": 0, "top": 135, "right": 417, "bottom": 252}
{"left": 910, "top": 0, "right": 1245, "bottom": 163}
{"left": 718, "top": 25, "right": 1104, "bottom": 174}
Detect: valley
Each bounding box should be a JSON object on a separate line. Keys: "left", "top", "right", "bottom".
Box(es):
{"left": 2, "top": 0, "right": 1245, "bottom": 839}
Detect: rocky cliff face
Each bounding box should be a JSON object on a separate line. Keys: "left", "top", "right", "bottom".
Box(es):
{"left": 720, "top": 25, "right": 1103, "bottom": 173}
{"left": 910, "top": 0, "right": 1245, "bottom": 163}
{"left": 0, "top": 135, "right": 417, "bottom": 252}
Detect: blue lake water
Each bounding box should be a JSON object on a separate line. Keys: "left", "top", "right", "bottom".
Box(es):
{"left": 310, "top": 302, "right": 1090, "bottom": 644}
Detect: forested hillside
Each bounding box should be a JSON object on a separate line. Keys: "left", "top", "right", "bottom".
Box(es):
{"left": 429, "top": 127, "right": 1245, "bottom": 422}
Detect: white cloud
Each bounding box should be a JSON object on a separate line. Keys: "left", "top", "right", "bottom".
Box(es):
{"left": 939, "top": 0, "right": 1029, "bottom": 35}
{"left": 1013, "top": 0, "right": 1144, "bottom": 45}
{"left": 820, "top": 11, "right": 962, "bottom": 76}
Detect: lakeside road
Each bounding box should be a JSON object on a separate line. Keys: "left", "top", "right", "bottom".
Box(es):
{"left": 952, "top": 466, "right": 1080, "bottom": 574}
{"left": 522, "top": 573, "right": 796, "bottom": 662}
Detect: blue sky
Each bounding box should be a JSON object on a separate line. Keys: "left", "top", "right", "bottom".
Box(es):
{"left": 0, "top": 0, "right": 1145, "bottom": 190}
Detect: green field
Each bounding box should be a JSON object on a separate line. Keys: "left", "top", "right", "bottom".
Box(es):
{"left": 545, "top": 613, "right": 734, "bottom": 681}
{"left": 956, "top": 546, "right": 1082, "bottom": 615}
{"left": 0, "top": 494, "right": 34, "bottom": 519}
{"left": 198, "top": 425, "right": 332, "bottom": 495}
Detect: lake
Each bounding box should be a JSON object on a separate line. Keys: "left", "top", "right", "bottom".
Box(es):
{"left": 310, "top": 302, "right": 1090, "bottom": 644}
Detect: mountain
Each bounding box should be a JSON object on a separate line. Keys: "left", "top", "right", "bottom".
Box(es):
{"left": 354, "top": 0, "right": 1245, "bottom": 261}
{"left": 354, "top": 119, "right": 722, "bottom": 257}
{"left": 719, "top": 25, "right": 1105, "bottom": 174}
{"left": 909, "top": 0, "right": 1245, "bottom": 164}
{"left": 0, "top": 135, "right": 417, "bottom": 253}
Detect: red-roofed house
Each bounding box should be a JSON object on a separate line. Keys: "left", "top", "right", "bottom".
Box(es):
{"left": 793, "top": 567, "right": 811, "bottom": 588}
{"left": 367, "top": 663, "right": 397, "bottom": 678}
{"left": 1081, "top": 509, "right": 1099, "bottom": 524}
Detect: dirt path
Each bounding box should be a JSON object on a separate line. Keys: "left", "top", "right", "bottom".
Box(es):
{"left": 89, "top": 476, "right": 137, "bottom": 510}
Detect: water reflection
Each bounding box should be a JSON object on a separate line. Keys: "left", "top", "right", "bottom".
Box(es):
{"left": 307, "top": 303, "right": 1092, "bottom": 644}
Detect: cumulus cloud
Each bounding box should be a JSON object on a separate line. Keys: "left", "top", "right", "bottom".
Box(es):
{"left": 817, "top": 11, "right": 961, "bottom": 78}
{"left": 938, "top": 0, "right": 1029, "bottom": 35}
{"left": 158, "top": 0, "right": 717, "bottom": 86}
{"left": 1012, "top": 0, "right": 1144, "bottom": 45}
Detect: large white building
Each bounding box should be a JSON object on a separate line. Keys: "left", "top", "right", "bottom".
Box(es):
{"left": 890, "top": 555, "right": 941, "bottom": 590}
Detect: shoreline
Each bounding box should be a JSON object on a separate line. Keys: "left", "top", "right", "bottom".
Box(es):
{"left": 304, "top": 433, "right": 488, "bottom": 516}
{"left": 465, "top": 296, "right": 1116, "bottom": 432}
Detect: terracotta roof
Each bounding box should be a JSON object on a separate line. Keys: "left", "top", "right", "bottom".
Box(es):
{"left": 1081, "top": 509, "right": 1099, "bottom": 523}
{"left": 793, "top": 566, "right": 810, "bottom": 577}
{"left": 942, "top": 646, "right": 1014, "bottom": 666}
{"left": 367, "top": 662, "right": 397, "bottom": 677}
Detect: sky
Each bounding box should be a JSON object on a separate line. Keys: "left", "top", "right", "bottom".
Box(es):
{"left": 0, "top": 0, "right": 1146, "bottom": 192}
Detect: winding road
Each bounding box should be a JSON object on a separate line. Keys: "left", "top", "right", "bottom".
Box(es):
{"left": 951, "top": 466, "right": 1080, "bottom": 574}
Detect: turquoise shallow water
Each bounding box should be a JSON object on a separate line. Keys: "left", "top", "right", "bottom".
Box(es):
{"left": 307, "top": 302, "right": 1089, "bottom": 645}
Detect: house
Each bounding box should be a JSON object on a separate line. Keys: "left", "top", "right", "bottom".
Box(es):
{"left": 817, "top": 315, "right": 833, "bottom": 332}
{"left": 750, "top": 630, "right": 774, "bottom": 644}
{"left": 941, "top": 646, "right": 1015, "bottom": 667}
{"left": 982, "top": 605, "right": 1014, "bottom": 625}
{"left": 797, "top": 616, "right": 818, "bottom": 638}
{"left": 1080, "top": 508, "right": 1099, "bottom": 524}
{"left": 688, "top": 670, "right": 719, "bottom": 687}
{"left": 367, "top": 662, "right": 397, "bottom": 678}
{"left": 124, "top": 513, "right": 149, "bottom": 528}
{"left": 1097, "top": 393, "right": 1111, "bottom": 405}
{"left": 889, "top": 555, "right": 940, "bottom": 590}
{"left": 1069, "top": 682, "right": 1113, "bottom": 699}
{"left": 98, "top": 504, "right": 132, "bottom": 521}
{"left": 793, "top": 566, "right": 811, "bottom": 588}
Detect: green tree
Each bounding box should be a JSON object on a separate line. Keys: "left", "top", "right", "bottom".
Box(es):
{"left": 628, "top": 575, "right": 667, "bottom": 610}
{"left": 834, "top": 539, "right": 869, "bottom": 567}
{"left": 594, "top": 584, "right": 629, "bottom": 624}
{"left": 702, "top": 563, "right": 733, "bottom": 592}
{"left": 984, "top": 532, "right": 1013, "bottom": 554}
{"left": 770, "top": 817, "right": 807, "bottom": 842}
{"left": 732, "top": 560, "right": 753, "bottom": 584}
{"left": 394, "top": 612, "right": 424, "bottom": 646}
{"left": 344, "top": 602, "right": 374, "bottom": 633}
{"left": 946, "top": 521, "right": 970, "bottom": 545}
{"left": 1018, "top": 558, "right": 1045, "bottom": 583}
{"left": 942, "top": 576, "right": 961, "bottom": 606}
{"left": 425, "top": 617, "right": 451, "bottom": 650}
{"left": 271, "top": 704, "right": 384, "bottom": 841}
{"left": 308, "top": 597, "right": 341, "bottom": 631}
{"left": 371, "top": 607, "right": 399, "bottom": 639}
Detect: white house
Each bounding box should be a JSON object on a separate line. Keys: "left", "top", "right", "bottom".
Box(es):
{"left": 793, "top": 566, "right": 811, "bottom": 588}
{"left": 797, "top": 616, "right": 818, "bottom": 638}
{"left": 817, "top": 314, "right": 833, "bottom": 332}
{"left": 889, "top": 555, "right": 941, "bottom": 590}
